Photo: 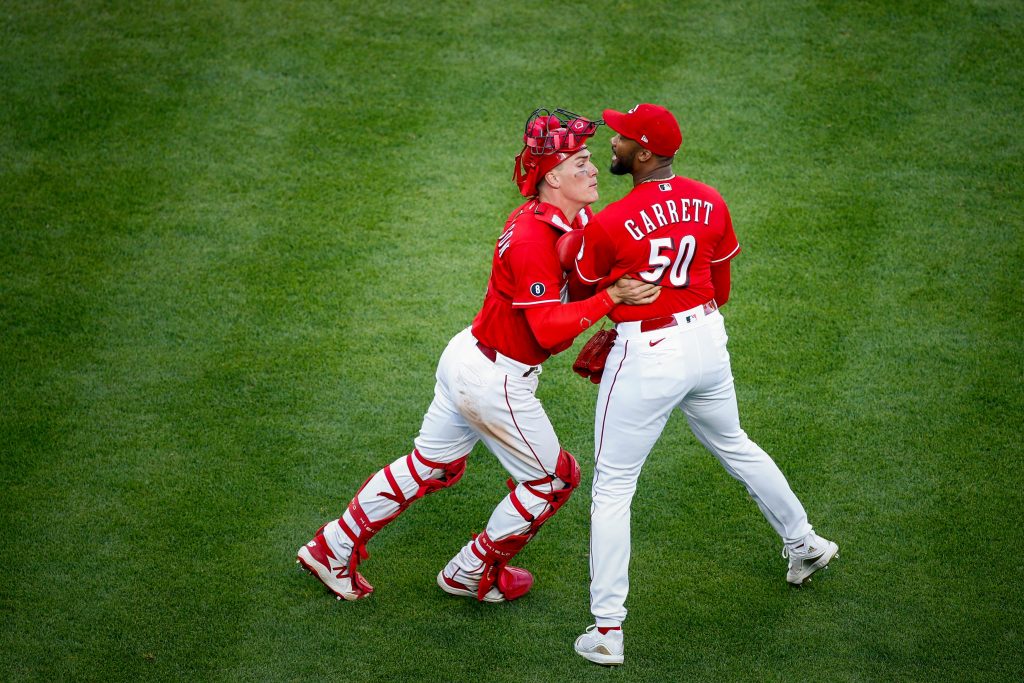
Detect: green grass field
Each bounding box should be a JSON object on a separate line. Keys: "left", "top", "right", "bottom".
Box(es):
{"left": 2, "top": 1, "right": 1022, "bottom": 680}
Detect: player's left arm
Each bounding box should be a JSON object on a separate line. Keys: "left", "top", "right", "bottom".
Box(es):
{"left": 505, "top": 237, "right": 613, "bottom": 353}
{"left": 710, "top": 261, "right": 731, "bottom": 306}
{"left": 710, "top": 200, "right": 740, "bottom": 307}
{"left": 516, "top": 223, "right": 658, "bottom": 352}
{"left": 524, "top": 293, "right": 615, "bottom": 353}
{"left": 525, "top": 277, "right": 659, "bottom": 352}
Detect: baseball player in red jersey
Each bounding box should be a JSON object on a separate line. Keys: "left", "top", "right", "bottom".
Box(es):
{"left": 571, "top": 104, "right": 838, "bottom": 665}
{"left": 297, "top": 109, "right": 659, "bottom": 604}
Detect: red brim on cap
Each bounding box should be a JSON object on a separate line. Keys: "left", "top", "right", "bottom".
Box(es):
{"left": 601, "top": 109, "right": 630, "bottom": 137}
{"left": 601, "top": 106, "right": 681, "bottom": 157}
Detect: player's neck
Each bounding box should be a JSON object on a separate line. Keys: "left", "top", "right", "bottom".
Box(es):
{"left": 632, "top": 161, "right": 674, "bottom": 187}
{"left": 550, "top": 199, "right": 585, "bottom": 222}
{"left": 538, "top": 193, "right": 584, "bottom": 223}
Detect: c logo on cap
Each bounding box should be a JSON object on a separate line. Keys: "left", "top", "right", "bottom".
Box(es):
{"left": 530, "top": 282, "right": 546, "bottom": 297}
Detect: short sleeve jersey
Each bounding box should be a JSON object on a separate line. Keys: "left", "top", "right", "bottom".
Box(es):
{"left": 574, "top": 176, "right": 740, "bottom": 323}
{"left": 472, "top": 200, "right": 592, "bottom": 365}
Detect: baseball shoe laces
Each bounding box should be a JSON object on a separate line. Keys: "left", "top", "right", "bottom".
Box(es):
{"left": 783, "top": 532, "right": 839, "bottom": 586}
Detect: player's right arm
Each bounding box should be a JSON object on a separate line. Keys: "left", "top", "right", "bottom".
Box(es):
{"left": 572, "top": 219, "right": 618, "bottom": 288}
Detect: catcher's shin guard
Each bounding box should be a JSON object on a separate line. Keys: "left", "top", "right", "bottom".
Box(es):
{"left": 473, "top": 449, "right": 581, "bottom": 601}
{"left": 334, "top": 449, "right": 467, "bottom": 598}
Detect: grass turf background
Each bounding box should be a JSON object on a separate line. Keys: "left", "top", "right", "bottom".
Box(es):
{"left": 2, "top": 1, "right": 1022, "bottom": 681}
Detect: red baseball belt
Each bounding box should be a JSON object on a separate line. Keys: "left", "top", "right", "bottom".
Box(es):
{"left": 639, "top": 300, "right": 718, "bottom": 333}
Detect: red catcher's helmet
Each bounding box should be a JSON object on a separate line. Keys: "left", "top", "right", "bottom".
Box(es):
{"left": 513, "top": 108, "right": 603, "bottom": 197}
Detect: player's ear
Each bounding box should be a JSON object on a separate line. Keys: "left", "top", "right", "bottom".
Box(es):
{"left": 544, "top": 170, "right": 561, "bottom": 189}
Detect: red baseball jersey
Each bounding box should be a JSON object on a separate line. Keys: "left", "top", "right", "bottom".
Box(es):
{"left": 472, "top": 200, "right": 593, "bottom": 365}
{"left": 575, "top": 176, "right": 740, "bottom": 323}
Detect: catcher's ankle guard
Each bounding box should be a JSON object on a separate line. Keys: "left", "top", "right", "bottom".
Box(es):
{"left": 473, "top": 449, "right": 580, "bottom": 601}
{"left": 472, "top": 530, "right": 535, "bottom": 601}
{"left": 340, "top": 450, "right": 468, "bottom": 597}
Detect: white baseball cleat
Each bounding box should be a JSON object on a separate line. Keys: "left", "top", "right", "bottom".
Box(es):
{"left": 574, "top": 625, "right": 624, "bottom": 666}
{"left": 783, "top": 533, "right": 839, "bottom": 586}
{"left": 296, "top": 531, "right": 371, "bottom": 600}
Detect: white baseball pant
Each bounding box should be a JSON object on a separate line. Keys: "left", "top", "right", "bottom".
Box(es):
{"left": 588, "top": 306, "right": 813, "bottom": 626}
{"left": 323, "top": 327, "right": 563, "bottom": 580}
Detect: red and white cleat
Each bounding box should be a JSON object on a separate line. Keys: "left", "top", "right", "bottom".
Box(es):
{"left": 436, "top": 566, "right": 533, "bottom": 603}
{"left": 296, "top": 532, "right": 372, "bottom": 601}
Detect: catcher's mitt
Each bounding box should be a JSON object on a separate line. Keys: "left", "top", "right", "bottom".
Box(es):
{"left": 573, "top": 328, "right": 618, "bottom": 384}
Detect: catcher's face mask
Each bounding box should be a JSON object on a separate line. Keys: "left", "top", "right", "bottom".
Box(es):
{"left": 513, "top": 108, "right": 603, "bottom": 197}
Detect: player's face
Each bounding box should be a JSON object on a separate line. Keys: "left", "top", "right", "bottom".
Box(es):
{"left": 609, "top": 133, "right": 639, "bottom": 175}
{"left": 553, "top": 148, "right": 599, "bottom": 204}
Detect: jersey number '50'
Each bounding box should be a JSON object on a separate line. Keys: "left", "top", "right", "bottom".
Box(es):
{"left": 637, "top": 235, "right": 696, "bottom": 287}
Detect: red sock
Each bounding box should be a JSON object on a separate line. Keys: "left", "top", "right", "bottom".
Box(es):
{"left": 597, "top": 626, "right": 622, "bottom": 635}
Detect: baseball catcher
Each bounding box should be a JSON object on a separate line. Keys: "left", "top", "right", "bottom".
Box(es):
{"left": 297, "top": 108, "right": 659, "bottom": 603}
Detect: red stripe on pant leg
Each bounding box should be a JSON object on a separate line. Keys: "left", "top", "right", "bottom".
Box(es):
{"left": 503, "top": 375, "right": 551, "bottom": 477}
{"left": 595, "top": 340, "right": 629, "bottom": 469}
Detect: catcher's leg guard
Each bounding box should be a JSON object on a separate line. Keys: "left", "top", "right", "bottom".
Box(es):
{"left": 452, "top": 449, "right": 580, "bottom": 602}
{"left": 320, "top": 449, "right": 466, "bottom": 598}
